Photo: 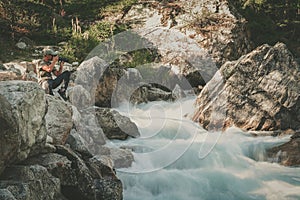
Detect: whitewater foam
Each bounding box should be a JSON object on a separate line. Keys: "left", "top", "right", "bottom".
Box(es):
{"left": 110, "top": 97, "right": 300, "bottom": 200}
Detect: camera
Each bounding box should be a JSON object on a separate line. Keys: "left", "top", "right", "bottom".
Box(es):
{"left": 58, "top": 57, "right": 69, "bottom": 63}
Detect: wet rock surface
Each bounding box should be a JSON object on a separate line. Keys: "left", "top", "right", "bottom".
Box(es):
{"left": 267, "top": 131, "right": 300, "bottom": 167}
{"left": 192, "top": 43, "right": 300, "bottom": 132}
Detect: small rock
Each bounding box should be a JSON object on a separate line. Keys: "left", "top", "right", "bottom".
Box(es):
{"left": 16, "top": 42, "right": 27, "bottom": 49}
{"left": 94, "top": 107, "right": 140, "bottom": 140}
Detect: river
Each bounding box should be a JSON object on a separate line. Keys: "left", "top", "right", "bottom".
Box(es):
{"left": 109, "top": 97, "right": 300, "bottom": 200}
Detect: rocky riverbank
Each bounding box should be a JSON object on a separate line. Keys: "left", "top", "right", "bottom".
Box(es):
{"left": 192, "top": 42, "right": 300, "bottom": 132}
{"left": 0, "top": 49, "right": 186, "bottom": 199}
{"left": 1, "top": 0, "right": 300, "bottom": 199}
{"left": 191, "top": 42, "right": 300, "bottom": 166}
{"left": 0, "top": 80, "right": 134, "bottom": 199}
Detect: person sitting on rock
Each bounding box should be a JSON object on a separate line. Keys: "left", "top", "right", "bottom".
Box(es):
{"left": 38, "top": 49, "right": 70, "bottom": 100}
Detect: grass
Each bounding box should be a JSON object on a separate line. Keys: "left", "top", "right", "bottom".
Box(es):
{"left": 0, "top": 0, "right": 138, "bottom": 63}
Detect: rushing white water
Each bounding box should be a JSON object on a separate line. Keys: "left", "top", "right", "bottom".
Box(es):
{"left": 109, "top": 97, "right": 300, "bottom": 200}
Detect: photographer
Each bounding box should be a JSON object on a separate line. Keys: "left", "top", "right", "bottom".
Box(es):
{"left": 38, "top": 49, "right": 70, "bottom": 101}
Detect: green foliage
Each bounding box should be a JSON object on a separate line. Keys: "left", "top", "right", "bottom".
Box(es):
{"left": 230, "top": 0, "right": 300, "bottom": 57}
{"left": 0, "top": 0, "right": 137, "bottom": 62}
{"left": 101, "top": 0, "right": 137, "bottom": 14}
{"left": 122, "top": 48, "right": 159, "bottom": 68}
{"left": 243, "top": 0, "right": 267, "bottom": 9}
{"left": 1, "top": 0, "right": 298, "bottom": 62}
{"left": 64, "top": 0, "right": 137, "bottom": 20}
{"left": 60, "top": 21, "right": 114, "bottom": 61}
{"left": 88, "top": 21, "right": 112, "bottom": 41}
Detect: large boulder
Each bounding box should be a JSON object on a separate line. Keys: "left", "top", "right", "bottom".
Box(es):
{"left": 73, "top": 57, "right": 129, "bottom": 108}
{"left": 66, "top": 129, "right": 92, "bottom": 158}
{"left": 75, "top": 110, "right": 107, "bottom": 147}
{"left": 66, "top": 129, "right": 134, "bottom": 169}
{"left": 0, "top": 189, "right": 16, "bottom": 200}
{"left": 129, "top": 83, "right": 175, "bottom": 104}
{"left": 72, "top": 56, "right": 108, "bottom": 109}
{"left": 94, "top": 146, "right": 134, "bottom": 169}
{"left": 63, "top": 101, "right": 106, "bottom": 156}
{"left": 23, "top": 145, "right": 123, "bottom": 200}
{"left": 94, "top": 107, "right": 140, "bottom": 140}
{"left": 68, "top": 85, "right": 92, "bottom": 110}
{"left": 107, "top": 148, "right": 134, "bottom": 169}
{"left": 95, "top": 66, "right": 126, "bottom": 107}
{"left": 95, "top": 65, "right": 175, "bottom": 107}
{"left": 192, "top": 43, "right": 300, "bottom": 132}
{"left": 0, "top": 81, "right": 47, "bottom": 174}
{"left": 45, "top": 95, "right": 73, "bottom": 145}
{"left": 122, "top": 0, "right": 252, "bottom": 70}
{"left": 0, "top": 165, "right": 64, "bottom": 200}
{"left": 73, "top": 57, "right": 177, "bottom": 108}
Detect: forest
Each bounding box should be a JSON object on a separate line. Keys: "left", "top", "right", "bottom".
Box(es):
{"left": 0, "top": 0, "right": 299, "bottom": 62}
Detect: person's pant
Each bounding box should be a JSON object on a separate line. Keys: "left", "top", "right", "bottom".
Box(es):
{"left": 47, "top": 71, "right": 71, "bottom": 95}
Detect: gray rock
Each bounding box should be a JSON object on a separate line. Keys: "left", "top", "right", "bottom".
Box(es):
{"left": 116, "top": 0, "right": 253, "bottom": 91}
{"left": 22, "top": 71, "right": 38, "bottom": 81}
{"left": 55, "top": 145, "right": 122, "bottom": 200}
{"left": 94, "top": 179, "right": 123, "bottom": 200}
{"left": 0, "top": 63, "right": 26, "bottom": 81}
{"left": 23, "top": 153, "right": 77, "bottom": 186}
{"left": 16, "top": 42, "right": 27, "bottom": 49}
{"left": 122, "top": 0, "right": 252, "bottom": 67}
{"left": 66, "top": 129, "right": 92, "bottom": 158}
{"left": 45, "top": 95, "right": 73, "bottom": 145}
{"left": 77, "top": 110, "right": 106, "bottom": 147}
{"left": 111, "top": 67, "right": 177, "bottom": 105}
{"left": 0, "top": 81, "right": 47, "bottom": 174}
{"left": 74, "top": 57, "right": 177, "bottom": 108}
{"left": 1, "top": 61, "right": 38, "bottom": 81}
{"left": 192, "top": 43, "right": 300, "bottom": 132}
{"left": 109, "top": 147, "right": 134, "bottom": 168}
{"left": 0, "top": 165, "right": 64, "bottom": 200}
{"left": 95, "top": 146, "right": 134, "bottom": 169}
{"left": 136, "top": 65, "right": 184, "bottom": 91}
{"left": 129, "top": 84, "right": 174, "bottom": 105}
{"left": 94, "top": 66, "right": 126, "bottom": 107}
{"left": 74, "top": 56, "right": 108, "bottom": 108}
{"left": 23, "top": 145, "right": 123, "bottom": 200}
{"left": 88, "top": 155, "right": 115, "bottom": 177}
{"left": 172, "top": 84, "right": 186, "bottom": 99}
{"left": 126, "top": 68, "right": 143, "bottom": 83}
{"left": 0, "top": 189, "right": 16, "bottom": 200}
{"left": 69, "top": 85, "right": 92, "bottom": 110}
{"left": 267, "top": 131, "right": 300, "bottom": 166}
{"left": 0, "top": 80, "right": 124, "bottom": 200}
{"left": 24, "top": 60, "right": 39, "bottom": 73}
{"left": 70, "top": 96, "right": 107, "bottom": 151}
{"left": 94, "top": 107, "right": 140, "bottom": 140}
{"left": 67, "top": 106, "right": 97, "bottom": 156}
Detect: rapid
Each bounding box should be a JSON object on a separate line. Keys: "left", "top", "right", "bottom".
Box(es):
{"left": 109, "top": 97, "right": 300, "bottom": 200}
